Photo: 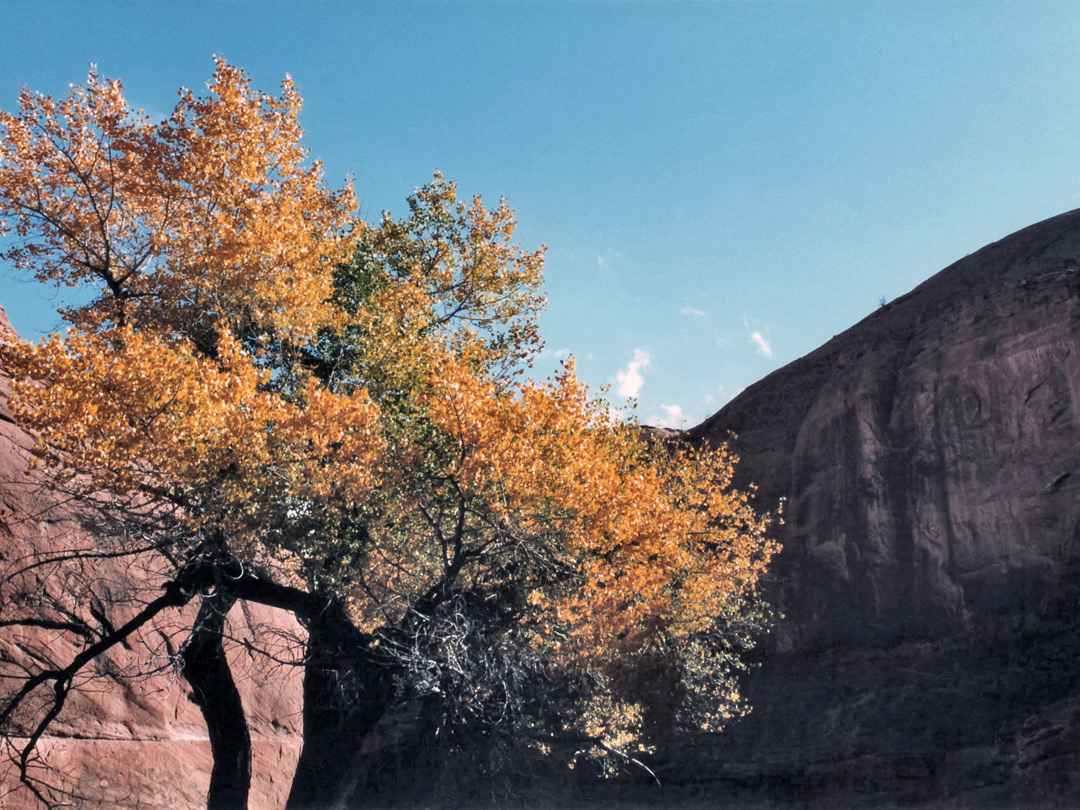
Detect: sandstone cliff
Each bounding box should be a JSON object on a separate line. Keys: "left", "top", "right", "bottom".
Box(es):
{"left": 0, "top": 307, "right": 304, "bottom": 810}
{"left": 677, "top": 208, "right": 1080, "bottom": 807}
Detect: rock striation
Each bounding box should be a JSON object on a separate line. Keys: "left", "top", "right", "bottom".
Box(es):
{"left": 679, "top": 208, "right": 1080, "bottom": 807}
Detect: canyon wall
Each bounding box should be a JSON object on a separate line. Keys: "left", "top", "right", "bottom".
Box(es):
{"left": 678, "top": 208, "right": 1080, "bottom": 807}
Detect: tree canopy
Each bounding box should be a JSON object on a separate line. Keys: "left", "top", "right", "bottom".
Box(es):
{"left": 0, "top": 60, "right": 777, "bottom": 809}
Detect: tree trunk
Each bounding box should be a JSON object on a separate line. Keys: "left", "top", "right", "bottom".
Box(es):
{"left": 183, "top": 591, "right": 252, "bottom": 810}
{"left": 286, "top": 601, "right": 394, "bottom": 810}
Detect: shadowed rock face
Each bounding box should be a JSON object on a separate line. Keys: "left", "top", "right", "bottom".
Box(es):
{"left": 695, "top": 207, "right": 1080, "bottom": 651}
{"left": 680, "top": 208, "right": 1080, "bottom": 807}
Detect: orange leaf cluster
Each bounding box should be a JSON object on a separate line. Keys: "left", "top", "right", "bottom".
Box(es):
{"left": 420, "top": 352, "right": 777, "bottom": 670}
{"left": 4, "top": 326, "right": 383, "bottom": 552}
{"left": 0, "top": 60, "right": 778, "bottom": 754}
{"left": 0, "top": 58, "right": 356, "bottom": 343}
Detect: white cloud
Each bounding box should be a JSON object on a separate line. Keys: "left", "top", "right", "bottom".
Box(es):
{"left": 750, "top": 331, "right": 774, "bottom": 357}
{"left": 680, "top": 306, "right": 707, "bottom": 318}
{"left": 595, "top": 249, "right": 620, "bottom": 270}
{"left": 615, "top": 348, "right": 650, "bottom": 398}
{"left": 654, "top": 403, "right": 686, "bottom": 428}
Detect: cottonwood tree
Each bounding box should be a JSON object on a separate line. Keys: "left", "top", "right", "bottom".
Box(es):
{"left": 0, "top": 60, "right": 778, "bottom": 809}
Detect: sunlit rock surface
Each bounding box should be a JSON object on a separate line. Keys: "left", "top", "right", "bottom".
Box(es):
{"left": 681, "top": 208, "right": 1080, "bottom": 807}
{"left": 0, "top": 308, "right": 304, "bottom": 810}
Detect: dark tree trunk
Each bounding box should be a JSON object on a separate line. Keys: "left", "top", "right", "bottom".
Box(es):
{"left": 286, "top": 600, "right": 394, "bottom": 810}
{"left": 183, "top": 591, "right": 252, "bottom": 810}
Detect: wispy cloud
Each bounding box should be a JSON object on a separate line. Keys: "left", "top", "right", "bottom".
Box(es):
{"left": 615, "top": 348, "right": 650, "bottom": 398}
{"left": 680, "top": 306, "right": 707, "bottom": 318}
{"left": 750, "top": 331, "right": 774, "bottom": 357}
{"left": 595, "top": 249, "right": 620, "bottom": 270}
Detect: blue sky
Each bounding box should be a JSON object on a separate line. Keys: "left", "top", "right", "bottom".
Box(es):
{"left": 3, "top": 1, "right": 1080, "bottom": 427}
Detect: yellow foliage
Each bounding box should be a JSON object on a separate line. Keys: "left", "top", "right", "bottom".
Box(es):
{"left": 0, "top": 58, "right": 356, "bottom": 343}
{"left": 4, "top": 325, "right": 383, "bottom": 554}
{"left": 0, "top": 60, "right": 778, "bottom": 759}
{"left": 418, "top": 350, "right": 777, "bottom": 679}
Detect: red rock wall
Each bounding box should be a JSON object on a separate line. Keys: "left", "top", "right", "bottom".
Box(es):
{"left": 696, "top": 208, "right": 1080, "bottom": 651}
{"left": 0, "top": 309, "right": 304, "bottom": 810}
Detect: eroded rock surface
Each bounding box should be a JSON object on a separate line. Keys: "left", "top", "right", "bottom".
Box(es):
{"left": 682, "top": 208, "right": 1080, "bottom": 807}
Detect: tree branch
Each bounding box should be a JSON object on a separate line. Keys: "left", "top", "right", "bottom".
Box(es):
{"left": 0, "top": 579, "right": 193, "bottom": 797}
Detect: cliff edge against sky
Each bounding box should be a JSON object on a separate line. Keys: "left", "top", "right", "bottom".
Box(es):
{"left": 683, "top": 207, "right": 1080, "bottom": 808}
